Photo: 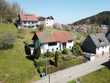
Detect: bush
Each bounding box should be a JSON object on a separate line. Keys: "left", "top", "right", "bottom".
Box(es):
{"left": 62, "top": 55, "right": 73, "bottom": 61}
{"left": 68, "top": 80, "right": 76, "bottom": 83}
{"left": 0, "top": 32, "right": 15, "bottom": 49}
{"left": 54, "top": 51, "right": 59, "bottom": 67}
{"left": 44, "top": 52, "right": 54, "bottom": 57}
{"left": 62, "top": 48, "right": 68, "bottom": 54}
{"left": 72, "top": 42, "right": 83, "bottom": 56}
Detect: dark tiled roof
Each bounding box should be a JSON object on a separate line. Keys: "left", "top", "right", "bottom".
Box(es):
{"left": 89, "top": 33, "right": 109, "bottom": 47}
{"left": 46, "top": 16, "right": 54, "bottom": 20}
{"left": 106, "top": 33, "right": 110, "bottom": 42}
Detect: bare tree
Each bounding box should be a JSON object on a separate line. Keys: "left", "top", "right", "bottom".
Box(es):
{"left": 0, "top": 0, "right": 21, "bottom": 23}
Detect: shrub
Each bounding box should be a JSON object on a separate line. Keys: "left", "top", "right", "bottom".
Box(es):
{"left": 33, "top": 47, "right": 41, "bottom": 59}
{"left": 72, "top": 42, "right": 83, "bottom": 56}
{"left": 62, "top": 48, "right": 68, "bottom": 54}
{"left": 56, "top": 51, "right": 62, "bottom": 55}
{"left": 44, "top": 52, "right": 54, "bottom": 57}
{"left": 62, "top": 55, "right": 73, "bottom": 61}
{"left": 0, "top": 32, "right": 15, "bottom": 49}
{"left": 54, "top": 51, "right": 59, "bottom": 67}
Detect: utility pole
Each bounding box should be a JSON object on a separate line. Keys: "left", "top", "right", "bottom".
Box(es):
{"left": 45, "top": 53, "right": 48, "bottom": 76}
{"left": 45, "top": 52, "right": 51, "bottom": 83}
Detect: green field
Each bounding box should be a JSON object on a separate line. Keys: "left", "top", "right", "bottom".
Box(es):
{"left": 80, "top": 67, "right": 110, "bottom": 83}
{"left": 0, "top": 24, "right": 40, "bottom": 83}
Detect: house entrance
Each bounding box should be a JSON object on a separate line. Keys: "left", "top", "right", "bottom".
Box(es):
{"left": 62, "top": 42, "right": 66, "bottom": 48}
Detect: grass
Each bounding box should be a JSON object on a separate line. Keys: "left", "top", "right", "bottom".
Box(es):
{"left": 0, "top": 24, "right": 40, "bottom": 83}
{"left": 68, "top": 80, "right": 76, "bottom": 83}
{"left": 0, "top": 24, "right": 86, "bottom": 83}
{"left": 80, "top": 67, "right": 110, "bottom": 83}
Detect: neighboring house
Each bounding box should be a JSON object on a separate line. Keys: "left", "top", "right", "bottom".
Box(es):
{"left": 37, "top": 17, "right": 45, "bottom": 26}
{"left": 17, "top": 13, "right": 38, "bottom": 29}
{"left": 37, "top": 16, "right": 55, "bottom": 27}
{"left": 32, "top": 31, "right": 74, "bottom": 54}
{"left": 100, "top": 25, "right": 109, "bottom": 33}
{"left": 17, "top": 14, "right": 55, "bottom": 29}
{"left": 45, "top": 16, "right": 55, "bottom": 27}
{"left": 106, "top": 33, "right": 110, "bottom": 43}
{"left": 81, "top": 33, "right": 110, "bottom": 60}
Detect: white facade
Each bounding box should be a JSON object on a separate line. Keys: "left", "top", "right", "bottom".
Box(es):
{"left": 40, "top": 41, "right": 74, "bottom": 54}
{"left": 19, "top": 21, "right": 37, "bottom": 29}
{"left": 84, "top": 45, "right": 110, "bottom": 61}
{"left": 66, "top": 41, "right": 74, "bottom": 49}
{"left": 45, "top": 19, "right": 55, "bottom": 27}
{"left": 40, "top": 42, "right": 60, "bottom": 53}
{"left": 96, "top": 45, "right": 110, "bottom": 56}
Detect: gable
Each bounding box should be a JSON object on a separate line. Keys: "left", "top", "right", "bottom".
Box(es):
{"left": 81, "top": 36, "right": 96, "bottom": 53}
{"left": 90, "top": 33, "right": 109, "bottom": 47}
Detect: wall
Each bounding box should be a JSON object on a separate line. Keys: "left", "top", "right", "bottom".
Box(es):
{"left": 81, "top": 36, "right": 96, "bottom": 53}
{"left": 66, "top": 41, "right": 74, "bottom": 49}
{"left": 96, "top": 45, "right": 110, "bottom": 56}
{"left": 40, "top": 42, "right": 60, "bottom": 54}
{"left": 45, "top": 19, "right": 55, "bottom": 27}
{"left": 20, "top": 21, "right": 37, "bottom": 28}
{"left": 40, "top": 41, "right": 74, "bottom": 54}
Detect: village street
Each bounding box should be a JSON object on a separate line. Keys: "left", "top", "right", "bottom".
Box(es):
{"left": 33, "top": 56, "right": 110, "bottom": 83}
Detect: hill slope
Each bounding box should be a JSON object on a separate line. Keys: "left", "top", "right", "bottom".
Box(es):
{"left": 0, "top": 24, "right": 39, "bottom": 83}
{"left": 72, "top": 11, "right": 110, "bottom": 25}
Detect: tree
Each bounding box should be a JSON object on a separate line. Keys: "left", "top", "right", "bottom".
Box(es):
{"left": 38, "top": 24, "right": 45, "bottom": 31}
{"left": 33, "top": 47, "right": 41, "bottom": 59}
{"left": 72, "top": 42, "right": 82, "bottom": 56}
{"left": 54, "top": 51, "right": 60, "bottom": 67}
{"left": 0, "top": 0, "right": 21, "bottom": 23}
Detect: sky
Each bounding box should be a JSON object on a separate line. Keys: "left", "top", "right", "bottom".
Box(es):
{"left": 8, "top": 0, "right": 110, "bottom": 24}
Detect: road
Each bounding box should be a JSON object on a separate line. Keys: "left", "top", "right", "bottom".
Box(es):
{"left": 33, "top": 56, "right": 110, "bottom": 83}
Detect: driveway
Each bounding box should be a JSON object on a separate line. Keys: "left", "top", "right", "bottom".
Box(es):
{"left": 33, "top": 56, "right": 110, "bottom": 83}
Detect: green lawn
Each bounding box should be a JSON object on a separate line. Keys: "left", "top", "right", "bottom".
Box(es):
{"left": 0, "top": 24, "right": 40, "bottom": 83}
{"left": 68, "top": 80, "right": 76, "bottom": 83}
{"left": 0, "top": 24, "right": 86, "bottom": 83}
{"left": 80, "top": 67, "right": 110, "bottom": 83}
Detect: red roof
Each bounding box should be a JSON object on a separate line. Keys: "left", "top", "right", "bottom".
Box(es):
{"left": 19, "top": 14, "right": 38, "bottom": 21}
{"left": 33, "top": 31, "right": 73, "bottom": 43}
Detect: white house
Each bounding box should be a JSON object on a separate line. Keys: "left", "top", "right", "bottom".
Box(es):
{"left": 37, "top": 16, "right": 55, "bottom": 27}
{"left": 17, "top": 13, "right": 38, "bottom": 29}
{"left": 81, "top": 33, "right": 110, "bottom": 60}
{"left": 45, "top": 16, "right": 55, "bottom": 27}
{"left": 32, "top": 31, "right": 74, "bottom": 54}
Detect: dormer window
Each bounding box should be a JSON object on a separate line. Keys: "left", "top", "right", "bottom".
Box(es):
{"left": 98, "top": 38, "right": 104, "bottom": 43}
{"left": 98, "top": 39, "right": 102, "bottom": 42}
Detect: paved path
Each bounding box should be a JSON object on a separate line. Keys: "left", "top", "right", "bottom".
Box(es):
{"left": 33, "top": 56, "right": 110, "bottom": 83}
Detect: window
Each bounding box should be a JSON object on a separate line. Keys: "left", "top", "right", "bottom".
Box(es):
{"left": 98, "top": 38, "right": 104, "bottom": 43}
{"left": 47, "top": 49, "right": 49, "bottom": 52}
{"left": 52, "top": 49, "right": 54, "bottom": 51}
{"left": 48, "top": 42, "right": 57, "bottom": 46}
{"left": 23, "top": 21, "right": 27, "bottom": 24}
{"left": 68, "top": 40, "right": 72, "bottom": 43}
{"left": 102, "top": 51, "right": 104, "bottom": 56}
{"left": 69, "top": 46, "right": 71, "bottom": 48}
